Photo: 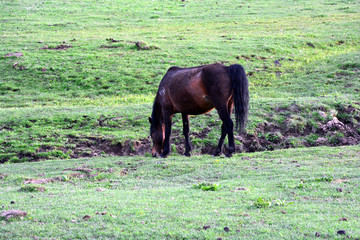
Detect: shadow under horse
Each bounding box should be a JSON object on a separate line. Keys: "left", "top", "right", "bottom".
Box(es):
{"left": 149, "top": 63, "right": 249, "bottom": 157}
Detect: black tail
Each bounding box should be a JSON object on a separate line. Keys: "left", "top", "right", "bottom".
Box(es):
{"left": 228, "top": 64, "right": 249, "bottom": 134}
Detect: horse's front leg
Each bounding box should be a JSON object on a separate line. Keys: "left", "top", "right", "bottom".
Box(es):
{"left": 160, "top": 114, "right": 172, "bottom": 158}
{"left": 182, "top": 114, "right": 192, "bottom": 157}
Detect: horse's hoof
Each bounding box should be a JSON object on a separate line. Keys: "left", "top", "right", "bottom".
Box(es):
{"left": 213, "top": 151, "right": 221, "bottom": 157}
{"left": 184, "top": 152, "right": 191, "bottom": 157}
{"left": 225, "top": 152, "right": 233, "bottom": 158}
{"left": 160, "top": 154, "right": 168, "bottom": 158}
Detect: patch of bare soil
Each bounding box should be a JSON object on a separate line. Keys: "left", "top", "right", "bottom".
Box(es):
{"left": 40, "top": 45, "right": 72, "bottom": 50}
{"left": 24, "top": 178, "right": 55, "bottom": 184}
{"left": 4, "top": 52, "right": 24, "bottom": 58}
{"left": 99, "top": 45, "right": 122, "bottom": 49}
{"left": 63, "top": 136, "right": 151, "bottom": 158}
{"left": 0, "top": 210, "right": 27, "bottom": 220}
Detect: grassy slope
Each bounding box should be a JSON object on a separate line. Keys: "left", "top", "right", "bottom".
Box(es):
{"left": 1, "top": 146, "right": 359, "bottom": 239}
{"left": 1, "top": 0, "right": 359, "bottom": 162}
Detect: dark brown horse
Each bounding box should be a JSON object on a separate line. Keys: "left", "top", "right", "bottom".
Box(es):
{"left": 149, "top": 63, "right": 249, "bottom": 157}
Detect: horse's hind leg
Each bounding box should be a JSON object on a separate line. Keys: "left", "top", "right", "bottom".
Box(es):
{"left": 214, "top": 101, "right": 235, "bottom": 157}
{"left": 216, "top": 107, "right": 235, "bottom": 157}
{"left": 214, "top": 123, "right": 226, "bottom": 156}
{"left": 182, "top": 114, "right": 192, "bottom": 157}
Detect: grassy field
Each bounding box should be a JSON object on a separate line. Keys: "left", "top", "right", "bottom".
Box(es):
{"left": 1, "top": 146, "right": 360, "bottom": 239}
{"left": 1, "top": 0, "right": 360, "bottom": 238}
{"left": 1, "top": 0, "right": 360, "bottom": 162}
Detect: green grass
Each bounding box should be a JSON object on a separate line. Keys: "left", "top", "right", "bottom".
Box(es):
{"left": 1, "top": 0, "right": 360, "bottom": 238}
{"left": 1, "top": 0, "right": 359, "bottom": 105}
{"left": 1, "top": 146, "right": 359, "bottom": 239}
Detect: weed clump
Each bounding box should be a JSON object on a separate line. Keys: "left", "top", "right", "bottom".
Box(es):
{"left": 254, "top": 197, "right": 272, "bottom": 208}
{"left": 254, "top": 197, "right": 293, "bottom": 208}
{"left": 193, "top": 183, "right": 220, "bottom": 191}
{"left": 19, "top": 185, "right": 46, "bottom": 192}
{"left": 135, "top": 41, "right": 160, "bottom": 50}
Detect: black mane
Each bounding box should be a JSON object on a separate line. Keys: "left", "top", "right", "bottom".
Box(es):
{"left": 150, "top": 96, "right": 162, "bottom": 128}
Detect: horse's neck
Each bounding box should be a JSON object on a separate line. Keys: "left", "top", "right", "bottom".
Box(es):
{"left": 152, "top": 98, "right": 163, "bottom": 126}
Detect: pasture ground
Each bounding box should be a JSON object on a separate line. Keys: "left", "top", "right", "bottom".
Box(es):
{"left": 1, "top": 146, "right": 360, "bottom": 239}
{"left": 1, "top": 0, "right": 359, "bottom": 162}
{"left": 1, "top": 0, "right": 360, "bottom": 239}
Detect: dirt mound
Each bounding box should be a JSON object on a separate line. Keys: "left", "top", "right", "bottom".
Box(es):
{"left": 10, "top": 136, "right": 152, "bottom": 162}
{"left": 63, "top": 136, "right": 151, "bottom": 158}
{"left": 239, "top": 104, "right": 360, "bottom": 153}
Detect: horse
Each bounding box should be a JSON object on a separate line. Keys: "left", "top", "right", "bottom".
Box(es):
{"left": 148, "top": 63, "right": 249, "bottom": 158}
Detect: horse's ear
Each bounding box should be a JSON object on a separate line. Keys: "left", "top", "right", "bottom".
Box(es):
{"left": 148, "top": 117, "right": 152, "bottom": 124}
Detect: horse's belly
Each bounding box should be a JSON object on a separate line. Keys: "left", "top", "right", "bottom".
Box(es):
{"left": 175, "top": 94, "right": 214, "bottom": 115}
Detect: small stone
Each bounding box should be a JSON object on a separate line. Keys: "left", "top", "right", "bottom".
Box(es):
{"left": 315, "top": 232, "right": 321, "bottom": 237}
{"left": 337, "top": 230, "right": 346, "bottom": 235}
{"left": 274, "top": 60, "right": 282, "bottom": 66}
{"left": 318, "top": 111, "right": 327, "bottom": 118}
{"left": 224, "top": 227, "right": 230, "bottom": 232}
{"left": 10, "top": 201, "right": 15, "bottom": 204}
{"left": 203, "top": 225, "right": 210, "bottom": 230}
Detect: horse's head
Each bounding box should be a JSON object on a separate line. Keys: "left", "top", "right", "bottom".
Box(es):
{"left": 149, "top": 117, "right": 164, "bottom": 157}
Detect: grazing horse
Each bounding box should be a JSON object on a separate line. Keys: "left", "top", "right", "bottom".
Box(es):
{"left": 149, "top": 63, "right": 249, "bottom": 157}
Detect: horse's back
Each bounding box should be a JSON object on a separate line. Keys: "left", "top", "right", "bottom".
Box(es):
{"left": 158, "top": 65, "right": 212, "bottom": 114}
{"left": 162, "top": 63, "right": 228, "bottom": 85}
